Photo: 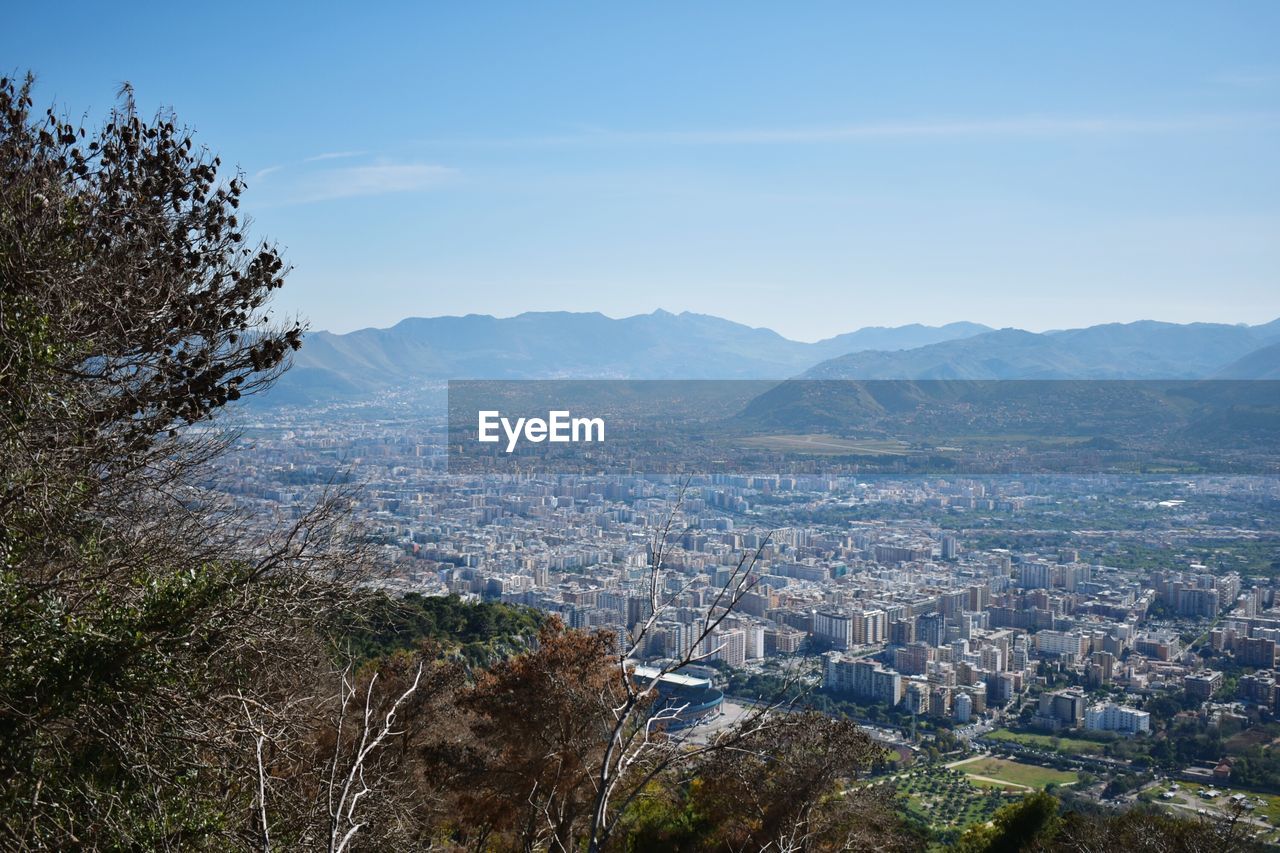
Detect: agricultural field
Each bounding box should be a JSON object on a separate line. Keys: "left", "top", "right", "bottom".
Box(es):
{"left": 956, "top": 756, "right": 1079, "bottom": 790}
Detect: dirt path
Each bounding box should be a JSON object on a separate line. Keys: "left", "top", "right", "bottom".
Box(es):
{"left": 962, "top": 773, "right": 1032, "bottom": 792}
{"left": 944, "top": 754, "right": 987, "bottom": 769}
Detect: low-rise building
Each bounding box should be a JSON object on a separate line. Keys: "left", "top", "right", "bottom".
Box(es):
{"left": 1185, "top": 670, "right": 1224, "bottom": 700}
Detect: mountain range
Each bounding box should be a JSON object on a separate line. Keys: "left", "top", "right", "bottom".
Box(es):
{"left": 264, "top": 310, "right": 1280, "bottom": 406}
{"left": 803, "top": 319, "right": 1280, "bottom": 380}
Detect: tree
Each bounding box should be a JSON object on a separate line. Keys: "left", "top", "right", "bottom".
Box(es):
{"left": 691, "top": 711, "right": 917, "bottom": 852}
{"left": 0, "top": 74, "right": 360, "bottom": 849}
{"left": 427, "top": 620, "right": 626, "bottom": 851}
{"left": 1, "top": 74, "right": 301, "bottom": 533}
{"left": 1052, "top": 803, "right": 1263, "bottom": 853}
{"left": 583, "top": 487, "right": 801, "bottom": 852}
{"left": 956, "top": 791, "right": 1062, "bottom": 853}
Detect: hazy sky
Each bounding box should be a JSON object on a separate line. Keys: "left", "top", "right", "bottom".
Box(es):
{"left": 6, "top": 2, "right": 1279, "bottom": 340}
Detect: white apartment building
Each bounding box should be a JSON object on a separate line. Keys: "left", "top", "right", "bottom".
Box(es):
{"left": 1084, "top": 702, "right": 1150, "bottom": 734}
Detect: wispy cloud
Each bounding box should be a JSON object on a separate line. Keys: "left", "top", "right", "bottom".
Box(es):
{"left": 292, "top": 163, "right": 458, "bottom": 203}
{"left": 420, "top": 113, "right": 1279, "bottom": 148}
{"left": 245, "top": 151, "right": 458, "bottom": 206}
{"left": 303, "top": 150, "right": 368, "bottom": 162}
{"left": 252, "top": 164, "right": 284, "bottom": 181}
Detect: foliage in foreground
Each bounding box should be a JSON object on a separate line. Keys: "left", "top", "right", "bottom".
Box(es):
{"left": 954, "top": 791, "right": 1264, "bottom": 853}
{"left": 0, "top": 72, "right": 345, "bottom": 849}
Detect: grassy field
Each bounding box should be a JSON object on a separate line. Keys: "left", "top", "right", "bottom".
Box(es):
{"left": 984, "top": 728, "right": 1108, "bottom": 756}
{"left": 959, "top": 757, "right": 1079, "bottom": 790}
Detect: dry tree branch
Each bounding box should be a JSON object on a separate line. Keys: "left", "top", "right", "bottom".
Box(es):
{"left": 239, "top": 695, "right": 272, "bottom": 853}
{"left": 326, "top": 662, "right": 423, "bottom": 853}
{"left": 583, "top": 480, "right": 804, "bottom": 853}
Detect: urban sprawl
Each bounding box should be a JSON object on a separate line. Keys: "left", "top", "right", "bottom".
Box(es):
{"left": 217, "top": 410, "right": 1280, "bottom": 837}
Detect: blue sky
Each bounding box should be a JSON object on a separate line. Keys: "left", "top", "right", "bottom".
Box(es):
{"left": 6, "top": 2, "right": 1279, "bottom": 340}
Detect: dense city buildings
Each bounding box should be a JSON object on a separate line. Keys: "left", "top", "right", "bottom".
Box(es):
{"left": 214, "top": 411, "right": 1280, "bottom": 753}
{"left": 201, "top": 406, "right": 1280, "bottom": 844}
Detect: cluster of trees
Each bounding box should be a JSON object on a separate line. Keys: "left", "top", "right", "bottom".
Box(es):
{"left": 954, "top": 792, "right": 1264, "bottom": 853}
{"left": 1, "top": 73, "right": 357, "bottom": 848}
{"left": 341, "top": 592, "right": 545, "bottom": 665}
{"left": 1148, "top": 714, "right": 1280, "bottom": 790}
{"left": 1228, "top": 750, "right": 1280, "bottom": 791}
{"left": 344, "top": 622, "right": 921, "bottom": 851}
{"left": 1139, "top": 693, "right": 1280, "bottom": 788}
{"left": 1, "top": 74, "right": 1269, "bottom": 851}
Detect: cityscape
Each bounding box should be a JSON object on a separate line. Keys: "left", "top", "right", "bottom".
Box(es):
{"left": 217, "top": 393, "right": 1280, "bottom": 841}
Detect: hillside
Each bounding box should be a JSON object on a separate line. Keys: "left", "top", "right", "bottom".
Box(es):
{"left": 802, "top": 320, "right": 1280, "bottom": 380}
{"left": 262, "top": 313, "right": 1280, "bottom": 406}
{"left": 265, "top": 311, "right": 990, "bottom": 403}
{"left": 1216, "top": 341, "right": 1280, "bottom": 379}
